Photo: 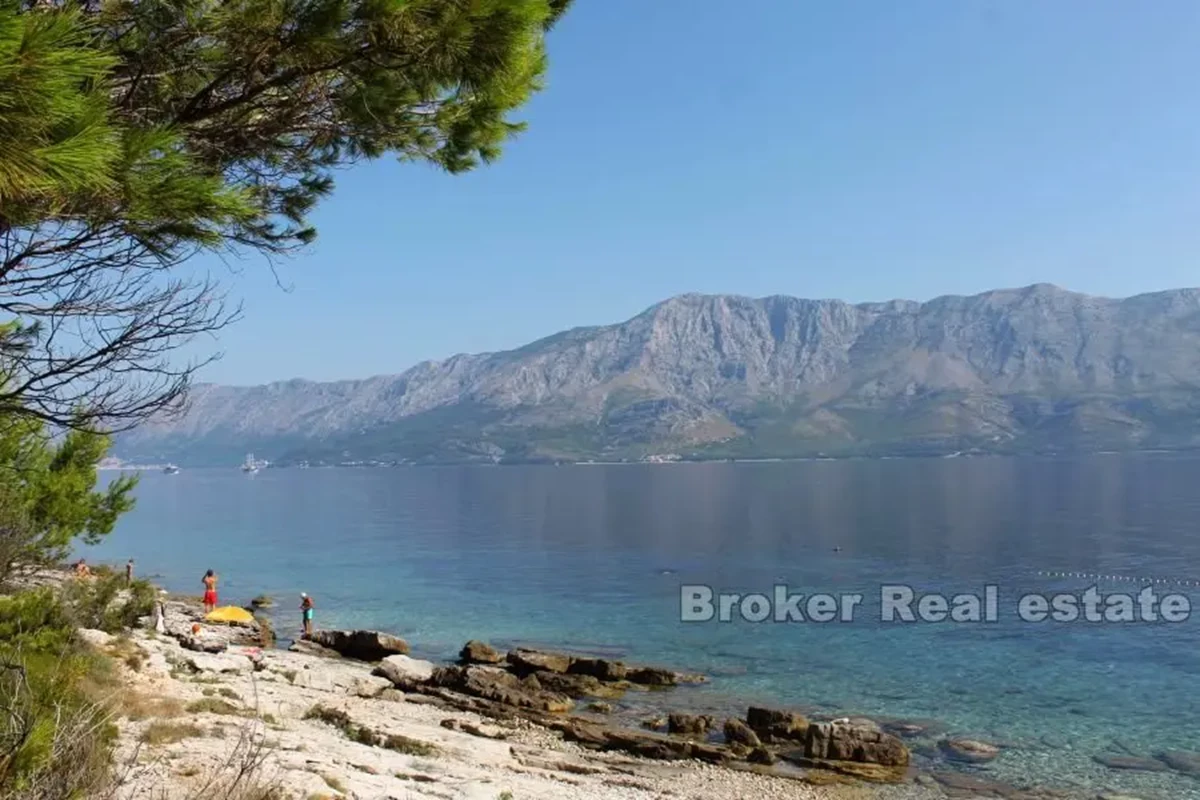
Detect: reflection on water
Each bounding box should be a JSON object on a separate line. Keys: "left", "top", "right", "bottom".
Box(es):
{"left": 91, "top": 456, "right": 1200, "bottom": 797}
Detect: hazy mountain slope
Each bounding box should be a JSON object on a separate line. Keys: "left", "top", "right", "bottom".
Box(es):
{"left": 115, "top": 284, "right": 1200, "bottom": 465}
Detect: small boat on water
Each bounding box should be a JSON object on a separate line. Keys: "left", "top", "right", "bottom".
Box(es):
{"left": 163, "top": 464, "right": 180, "bottom": 475}
{"left": 241, "top": 453, "right": 261, "bottom": 473}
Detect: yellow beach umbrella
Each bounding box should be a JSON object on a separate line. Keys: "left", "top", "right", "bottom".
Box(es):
{"left": 205, "top": 606, "right": 255, "bottom": 624}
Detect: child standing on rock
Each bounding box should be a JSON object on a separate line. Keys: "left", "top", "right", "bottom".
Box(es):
{"left": 300, "top": 592, "right": 314, "bottom": 638}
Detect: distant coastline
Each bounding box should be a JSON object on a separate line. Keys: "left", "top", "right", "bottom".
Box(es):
{"left": 109, "top": 445, "right": 1200, "bottom": 471}
{"left": 98, "top": 458, "right": 180, "bottom": 471}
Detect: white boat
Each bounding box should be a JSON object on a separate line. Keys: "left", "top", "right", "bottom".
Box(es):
{"left": 241, "top": 453, "right": 260, "bottom": 473}
{"left": 163, "top": 464, "right": 180, "bottom": 474}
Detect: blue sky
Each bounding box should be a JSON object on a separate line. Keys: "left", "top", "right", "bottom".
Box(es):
{"left": 195, "top": 1, "right": 1200, "bottom": 385}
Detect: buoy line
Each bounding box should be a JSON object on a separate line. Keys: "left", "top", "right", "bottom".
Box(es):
{"left": 1033, "top": 570, "right": 1199, "bottom": 588}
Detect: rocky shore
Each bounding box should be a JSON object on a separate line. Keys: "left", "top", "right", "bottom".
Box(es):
{"left": 9, "top": 565, "right": 1185, "bottom": 800}
{"left": 68, "top": 594, "right": 1180, "bottom": 800}
{"left": 93, "top": 597, "right": 941, "bottom": 799}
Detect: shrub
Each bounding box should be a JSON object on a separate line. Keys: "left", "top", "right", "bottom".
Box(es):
{"left": 0, "top": 591, "right": 118, "bottom": 799}
{"left": 63, "top": 574, "right": 157, "bottom": 634}
{"left": 0, "top": 589, "right": 76, "bottom": 654}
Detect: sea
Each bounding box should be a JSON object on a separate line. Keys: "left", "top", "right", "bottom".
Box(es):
{"left": 86, "top": 455, "right": 1200, "bottom": 798}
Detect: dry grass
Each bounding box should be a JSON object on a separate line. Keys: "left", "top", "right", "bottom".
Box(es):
{"left": 0, "top": 664, "right": 119, "bottom": 800}
{"left": 120, "top": 690, "right": 185, "bottom": 722}
{"left": 186, "top": 697, "right": 242, "bottom": 716}
{"left": 165, "top": 720, "right": 283, "bottom": 800}
{"left": 105, "top": 635, "right": 146, "bottom": 672}
{"left": 140, "top": 721, "right": 204, "bottom": 745}
{"left": 130, "top": 715, "right": 283, "bottom": 799}
{"left": 381, "top": 732, "right": 438, "bottom": 757}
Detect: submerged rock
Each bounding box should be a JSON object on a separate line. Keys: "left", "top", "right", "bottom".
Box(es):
{"left": 880, "top": 722, "right": 922, "bottom": 739}
{"left": 939, "top": 737, "right": 1001, "bottom": 764}
{"left": 1093, "top": 754, "right": 1169, "bottom": 772}
{"left": 1158, "top": 750, "right": 1200, "bottom": 776}
{"left": 932, "top": 771, "right": 1023, "bottom": 795}
{"left": 307, "top": 629, "right": 409, "bottom": 661}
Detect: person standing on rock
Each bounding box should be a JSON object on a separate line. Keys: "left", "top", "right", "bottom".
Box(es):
{"left": 300, "top": 592, "right": 314, "bottom": 638}
{"left": 125, "top": 559, "right": 134, "bottom": 586}
{"left": 202, "top": 569, "right": 218, "bottom": 614}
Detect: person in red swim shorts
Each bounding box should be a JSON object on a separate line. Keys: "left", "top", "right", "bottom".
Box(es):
{"left": 202, "top": 569, "right": 218, "bottom": 613}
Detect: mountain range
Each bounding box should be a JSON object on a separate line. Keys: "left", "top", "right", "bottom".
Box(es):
{"left": 114, "top": 284, "right": 1200, "bottom": 466}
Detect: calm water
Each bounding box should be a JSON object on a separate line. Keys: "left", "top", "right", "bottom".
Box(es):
{"left": 89, "top": 457, "right": 1200, "bottom": 798}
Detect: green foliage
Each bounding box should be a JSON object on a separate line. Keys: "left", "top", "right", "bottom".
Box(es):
{"left": 0, "top": 589, "right": 74, "bottom": 655}
{"left": 0, "top": 2, "right": 119, "bottom": 222}
{"left": 0, "top": 589, "right": 118, "bottom": 799}
{"left": 0, "top": 0, "right": 574, "bottom": 428}
{"left": 97, "top": 0, "right": 571, "bottom": 249}
{"left": 0, "top": 411, "right": 136, "bottom": 583}
{"left": 62, "top": 573, "right": 156, "bottom": 634}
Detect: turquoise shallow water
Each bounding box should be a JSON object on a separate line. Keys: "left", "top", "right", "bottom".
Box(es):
{"left": 88, "top": 456, "right": 1200, "bottom": 798}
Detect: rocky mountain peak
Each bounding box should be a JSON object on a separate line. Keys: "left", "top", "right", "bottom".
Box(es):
{"left": 117, "top": 285, "right": 1200, "bottom": 465}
